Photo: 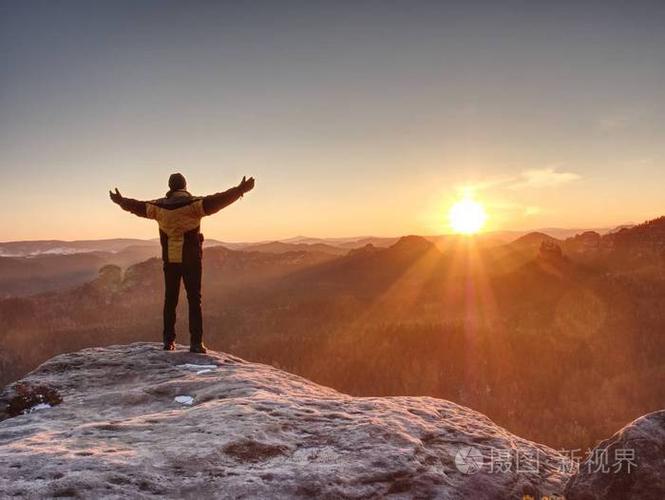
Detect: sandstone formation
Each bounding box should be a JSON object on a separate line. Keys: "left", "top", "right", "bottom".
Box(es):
{"left": 0, "top": 343, "right": 571, "bottom": 499}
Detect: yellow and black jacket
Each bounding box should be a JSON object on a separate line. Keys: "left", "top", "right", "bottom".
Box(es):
{"left": 118, "top": 187, "right": 245, "bottom": 264}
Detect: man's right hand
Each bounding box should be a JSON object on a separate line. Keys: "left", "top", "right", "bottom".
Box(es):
{"left": 109, "top": 188, "right": 123, "bottom": 205}
{"left": 239, "top": 176, "right": 255, "bottom": 193}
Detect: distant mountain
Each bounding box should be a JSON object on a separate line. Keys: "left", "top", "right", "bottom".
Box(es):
{"left": 278, "top": 235, "right": 443, "bottom": 296}
{"left": 547, "top": 217, "right": 665, "bottom": 272}
{"left": 0, "top": 238, "right": 154, "bottom": 257}
{"left": 334, "top": 237, "right": 401, "bottom": 248}
{"left": 606, "top": 216, "right": 665, "bottom": 247}
{"left": 607, "top": 223, "right": 636, "bottom": 234}
{"left": 0, "top": 222, "right": 651, "bottom": 298}
{"left": 530, "top": 226, "right": 614, "bottom": 239}
{"left": 3, "top": 216, "right": 665, "bottom": 454}
{"left": 0, "top": 238, "right": 231, "bottom": 257}
{"left": 113, "top": 246, "right": 338, "bottom": 296}
{"left": 0, "top": 238, "right": 272, "bottom": 297}
{"left": 0, "top": 253, "right": 108, "bottom": 297}
{"left": 0, "top": 245, "right": 162, "bottom": 297}
{"left": 455, "top": 232, "right": 565, "bottom": 276}
{"left": 510, "top": 231, "right": 560, "bottom": 251}
{"left": 203, "top": 239, "right": 248, "bottom": 250}
{"left": 0, "top": 226, "right": 612, "bottom": 260}
{"left": 0, "top": 236, "right": 395, "bottom": 296}
{"left": 242, "top": 241, "right": 348, "bottom": 255}
{"left": 280, "top": 235, "right": 401, "bottom": 249}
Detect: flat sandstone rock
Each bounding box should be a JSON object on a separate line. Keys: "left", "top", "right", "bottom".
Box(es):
{"left": 0, "top": 342, "right": 571, "bottom": 499}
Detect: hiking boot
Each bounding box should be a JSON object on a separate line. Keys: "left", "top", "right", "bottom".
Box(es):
{"left": 163, "top": 341, "right": 176, "bottom": 351}
{"left": 189, "top": 343, "right": 208, "bottom": 354}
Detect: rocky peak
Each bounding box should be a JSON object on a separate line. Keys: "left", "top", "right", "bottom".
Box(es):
{"left": 120, "top": 257, "right": 162, "bottom": 291}
{"left": 577, "top": 231, "right": 601, "bottom": 244}
{"left": 538, "top": 240, "right": 564, "bottom": 261}
{"left": 612, "top": 216, "right": 665, "bottom": 245}
{"left": 389, "top": 235, "right": 437, "bottom": 255}
{"left": 514, "top": 232, "right": 557, "bottom": 247}
{"left": 92, "top": 264, "right": 122, "bottom": 293}
{"left": 346, "top": 243, "right": 378, "bottom": 258}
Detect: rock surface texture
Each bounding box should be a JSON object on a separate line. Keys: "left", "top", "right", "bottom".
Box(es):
{"left": 1, "top": 343, "right": 573, "bottom": 498}
{"left": 565, "top": 410, "right": 665, "bottom": 500}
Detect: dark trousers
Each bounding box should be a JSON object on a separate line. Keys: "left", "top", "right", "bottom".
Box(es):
{"left": 163, "top": 261, "right": 203, "bottom": 345}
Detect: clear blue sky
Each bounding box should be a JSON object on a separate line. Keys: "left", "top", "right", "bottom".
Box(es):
{"left": 1, "top": 0, "right": 664, "bottom": 241}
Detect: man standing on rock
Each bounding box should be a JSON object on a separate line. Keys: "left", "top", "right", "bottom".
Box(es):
{"left": 109, "top": 173, "right": 255, "bottom": 353}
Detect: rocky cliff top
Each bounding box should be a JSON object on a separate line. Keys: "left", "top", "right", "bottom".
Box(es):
{"left": 0, "top": 343, "right": 572, "bottom": 499}
{"left": 0, "top": 343, "right": 662, "bottom": 499}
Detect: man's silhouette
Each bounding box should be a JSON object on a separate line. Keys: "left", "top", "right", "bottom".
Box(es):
{"left": 110, "top": 173, "right": 255, "bottom": 353}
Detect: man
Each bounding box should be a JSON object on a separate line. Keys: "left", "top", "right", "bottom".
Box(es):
{"left": 109, "top": 173, "right": 255, "bottom": 353}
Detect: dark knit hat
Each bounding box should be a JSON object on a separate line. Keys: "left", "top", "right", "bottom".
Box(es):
{"left": 168, "top": 173, "right": 187, "bottom": 191}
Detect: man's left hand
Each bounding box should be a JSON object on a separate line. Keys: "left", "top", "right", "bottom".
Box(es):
{"left": 239, "top": 176, "right": 255, "bottom": 193}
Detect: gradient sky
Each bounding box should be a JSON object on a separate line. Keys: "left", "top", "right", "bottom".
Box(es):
{"left": 2, "top": 0, "right": 665, "bottom": 242}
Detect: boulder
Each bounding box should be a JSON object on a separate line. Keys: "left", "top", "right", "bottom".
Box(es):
{"left": 565, "top": 410, "right": 665, "bottom": 500}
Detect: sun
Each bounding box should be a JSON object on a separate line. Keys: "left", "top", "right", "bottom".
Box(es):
{"left": 449, "top": 197, "right": 487, "bottom": 235}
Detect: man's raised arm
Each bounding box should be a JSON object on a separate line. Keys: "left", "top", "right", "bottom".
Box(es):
{"left": 109, "top": 188, "right": 151, "bottom": 218}
{"left": 202, "top": 176, "right": 255, "bottom": 216}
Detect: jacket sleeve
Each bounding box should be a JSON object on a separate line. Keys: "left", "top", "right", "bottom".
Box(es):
{"left": 202, "top": 186, "right": 245, "bottom": 216}
{"left": 117, "top": 197, "right": 153, "bottom": 219}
